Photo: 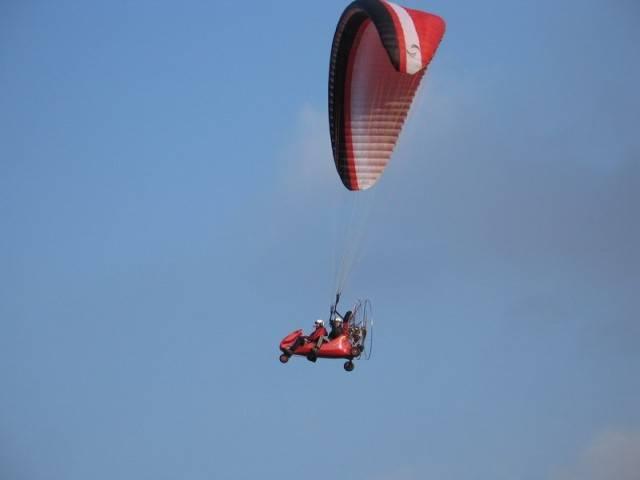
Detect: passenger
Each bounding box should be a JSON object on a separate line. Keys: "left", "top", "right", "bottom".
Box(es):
{"left": 284, "top": 319, "right": 328, "bottom": 357}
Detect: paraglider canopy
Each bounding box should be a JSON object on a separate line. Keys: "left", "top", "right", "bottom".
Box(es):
{"left": 329, "top": 0, "right": 445, "bottom": 191}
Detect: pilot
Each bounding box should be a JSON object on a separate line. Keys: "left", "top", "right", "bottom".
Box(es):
{"left": 329, "top": 316, "right": 344, "bottom": 340}
{"left": 329, "top": 310, "right": 352, "bottom": 339}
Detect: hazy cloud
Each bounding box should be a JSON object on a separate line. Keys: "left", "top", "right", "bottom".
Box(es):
{"left": 552, "top": 429, "right": 640, "bottom": 480}
{"left": 279, "top": 103, "right": 334, "bottom": 194}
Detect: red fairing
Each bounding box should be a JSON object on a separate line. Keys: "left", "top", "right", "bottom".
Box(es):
{"left": 280, "top": 330, "right": 356, "bottom": 359}
{"left": 280, "top": 329, "right": 304, "bottom": 346}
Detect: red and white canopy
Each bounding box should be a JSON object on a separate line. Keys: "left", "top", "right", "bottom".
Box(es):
{"left": 329, "top": 0, "right": 445, "bottom": 190}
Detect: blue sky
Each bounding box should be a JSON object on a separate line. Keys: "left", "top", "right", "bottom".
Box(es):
{"left": 1, "top": 1, "right": 639, "bottom": 479}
